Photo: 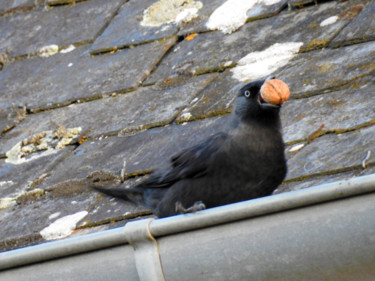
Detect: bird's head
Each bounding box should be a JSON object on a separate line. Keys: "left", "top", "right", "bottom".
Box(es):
{"left": 234, "top": 76, "right": 290, "bottom": 121}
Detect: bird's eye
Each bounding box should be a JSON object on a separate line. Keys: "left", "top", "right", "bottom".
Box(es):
{"left": 244, "top": 90, "right": 251, "bottom": 98}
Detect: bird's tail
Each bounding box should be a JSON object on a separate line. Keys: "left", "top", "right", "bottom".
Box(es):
{"left": 92, "top": 185, "right": 144, "bottom": 204}
{"left": 87, "top": 170, "right": 144, "bottom": 204}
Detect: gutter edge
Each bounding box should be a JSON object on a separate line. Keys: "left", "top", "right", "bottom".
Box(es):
{"left": 0, "top": 173, "right": 375, "bottom": 271}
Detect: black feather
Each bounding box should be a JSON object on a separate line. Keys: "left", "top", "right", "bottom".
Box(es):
{"left": 92, "top": 77, "right": 287, "bottom": 218}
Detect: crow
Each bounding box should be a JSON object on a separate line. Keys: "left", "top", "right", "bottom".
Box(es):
{"left": 92, "top": 76, "right": 288, "bottom": 218}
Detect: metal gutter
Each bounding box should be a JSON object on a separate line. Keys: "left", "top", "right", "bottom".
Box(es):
{"left": 1, "top": 173, "right": 375, "bottom": 280}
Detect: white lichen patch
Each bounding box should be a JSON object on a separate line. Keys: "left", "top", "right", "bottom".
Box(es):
{"left": 289, "top": 143, "right": 305, "bottom": 152}
{"left": 175, "top": 8, "right": 200, "bottom": 24}
{"left": 141, "top": 0, "right": 203, "bottom": 27}
{"left": 0, "top": 180, "right": 14, "bottom": 187}
{"left": 263, "top": 0, "right": 282, "bottom": 5}
{"left": 0, "top": 197, "right": 17, "bottom": 210}
{"left": 40, "top": 211, "right": 88, "bottom": 240}
{"left": 60, "top": 44, "right": 76, "bottom": 54}
{"left": 190, "top": 97, "right": 199, "bottom": 104}
{"left": 180, "top": 112, "right": 192, "bottom": 121}
{"left": 38, "top": 44, "right": 59, "bottom": 58}
{"left": 320, "top": 16, "right": 338, "bottom": 27}
{"left": 206, "top": 0, "right": 257, "bottom": 34}
{"left": 5, "top": 126, "right": 82, "bottom": 165}
{"left": 48, "top": 212, "right": 61, "bottom": 220}
{"left": 231, "top": 42, "right": 303, "bottom": 81}
{"left": 224, "top": 61, "right": 234, "bottom": 67}
{"left": 0, "top": 188, "right": 46, "bottom": 210}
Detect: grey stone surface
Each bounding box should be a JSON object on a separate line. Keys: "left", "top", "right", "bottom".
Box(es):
{"left": 282, "top": 78, "right": 375, "bottom": 143}
{"left": 178, "top": 0, "right": 287, "bottom": 36}
{"left": 0, "top": 105, "right": 26, "bottom": 135}
{"left": 81, "top": 193, "right": 151, "bottom": 228}
{"left": 287, "top": 0, "right": 316, "bottom": 9}
{"left": 46, "top": 0, "right": 75, "bottom": 5}
{"left": 1, "top": 0, "right": 375, "bottom": 252}
{"left": 0, "top": 0, "right": 38, "bottom": 15}
{"left": 330, "top": 1, "right": 375, "bottom": 47}
{"left": 175, "top": 71, "right": 239, "bottom": 122}
{"left": 177, "top": 0, "right": 227, "bottom": 35}
{"left": 91, "top": 0, "right": 178, "bottom": 53}
{"left": 0, "top": 38, "right": 176, "bottom": 112}
{"left": 146, "top": 1, "right": 361, "bottom": 84}
{"left": 69, "top": 221, "right": 128, "bottom": 238}
{"left": 0, "top": 73, "right": 217, "bottom": 154}
{"left": 179, "top": 0, "right": 288, "bottom": 35}
{"left": 277, "top": 41, "right": 375, "bottom": 96}
{"left": 178, "top": 76, "right": 375, "bottom": 139}
{"left": 0, "top": 0, "right": 123, "bottom": 57}
{"left": 0, "top": 0, "right": 124, "bottom": 57}
{"left": 38, "top": 116, "right": 226, "bottom": 190}
{"left": 246, "top": 0, "right": 287, "bottom": 21}
{"left": 286, "top": 125, "right": 375, "bottom": 180}
{"left": 0, "top": 187, "right": 96, "bottom": 251}
{"left": 276, "top": 166, "right": 375, "bottom": 194}
{"left": 0, "top": 146, "right": 73, "bottom": 198}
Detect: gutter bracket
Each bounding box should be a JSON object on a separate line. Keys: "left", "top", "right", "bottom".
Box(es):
{"left": 124, "top": 218, "right": 165, "bottom": 281}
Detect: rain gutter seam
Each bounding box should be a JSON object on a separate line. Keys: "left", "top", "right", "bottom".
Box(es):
{"left": 124, "top": 218, "right": 165, "bottom": 281}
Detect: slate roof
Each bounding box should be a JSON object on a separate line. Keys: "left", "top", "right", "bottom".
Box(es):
{"left": 0, "top": 0, "right": 374, "bottom": 251}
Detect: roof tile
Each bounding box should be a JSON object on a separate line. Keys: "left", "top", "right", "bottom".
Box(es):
{"left": 0, "top": 0, "right": 124, "bottom": 58}
{"left": 146, "top": 1, "right": 363, "bottom": 84}
{"left": 0, "top": 73, "right": 216, "bottom": 154}
{"left": 0, "top": 38, "right": 176, "bottom": 112}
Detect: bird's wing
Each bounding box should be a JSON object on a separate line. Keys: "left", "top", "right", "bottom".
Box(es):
{"left": 136, "top": 132, "right": 228, "bottom": 189}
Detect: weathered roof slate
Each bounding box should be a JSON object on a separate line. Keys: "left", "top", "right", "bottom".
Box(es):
{"left": 0, "top": 0, "right": 123, "bottom": 57}
{"left": 0, "top": 0, "right": 38, "bottom": 16}
{"left": 0, "top": 0, "right": 374, "bottom": 252}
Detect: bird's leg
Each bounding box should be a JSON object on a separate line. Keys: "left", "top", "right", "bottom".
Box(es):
{"left": 175, "top": 201, "right": 206, "bottom": 214}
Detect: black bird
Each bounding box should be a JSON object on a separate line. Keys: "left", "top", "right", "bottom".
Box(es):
{"left": 92, "top": 76, "right": 288, "bottom": 218}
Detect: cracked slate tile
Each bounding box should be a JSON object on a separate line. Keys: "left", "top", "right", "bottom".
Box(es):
{"left": 177, "top": 0, "right": 288, "bottom": 36}
{"left": 0, "top": 188, "right": 96, "bottom": 251}
{"left": 0, "top": 0, "right": 38, "bottom": 15}
{"left": 41, "top": 178, "right": 149, "bottom": 229}
{"left": 330, "top": 1, "right": 375, "bottom": 47}
{"left": 281, "top": 77, "right": 375, "bottom": 143}
{"left": 0, "top": 105, "right": 26, "bottom": 135}
{"left": 69, "top": 221, "right": 128, "bottom": 238}
{"left": 0, "top": 38, "right": 176, "bottom": 112}
{"left": 46, "top": 0, "right": 76, "bottom": 5}
{"left": 0, "top": 0, "right": 123, "bottom": 57}
{"left": 176, "top": 75, "right": 375, "bottom": 134}
{"left": 246, "top": 0, "right": 287, "bottom": 21}
{"left": 177, "top": 0, "right": 228, "bottom": 35}
{"left": 276, "top": 166, "right": 375, "bottom": 194}
{"left": 0, "top": 0, "right": 124, "bottom": 58}
{"left": 80, "top": 194, "right": 151, "bottom": 229}
{"left": 287, "top": 0, "right": 316, "bottom": 9}
{"left": 90, "top": 0, "right": 178, "bottom": 53}
{"left": 145, "top": 1, "right": 362, "bottom": 84}
{"left": 175, "top": 71, "right": 239, "bottom": 122}
{"left": 35, "top": 116, "right": 226, "bottom": 190}
{"left": 0, "top": 146, "right": 73, "bottom": 199}
{"left": 286, "top": 125, "right": 375, "bottom": 180}
{"left": 0, "top": 73, "right": 217, "bottom": 154}
{"left": 277, "top": 41, "right": 375, "bottom": 96}
{"left": 91, "top": 0, "right": 259, "bottom": 53}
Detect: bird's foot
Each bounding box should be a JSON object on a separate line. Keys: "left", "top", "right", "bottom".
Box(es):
{"left": 175, "top": 201, "right": 206, "bottom": 214}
